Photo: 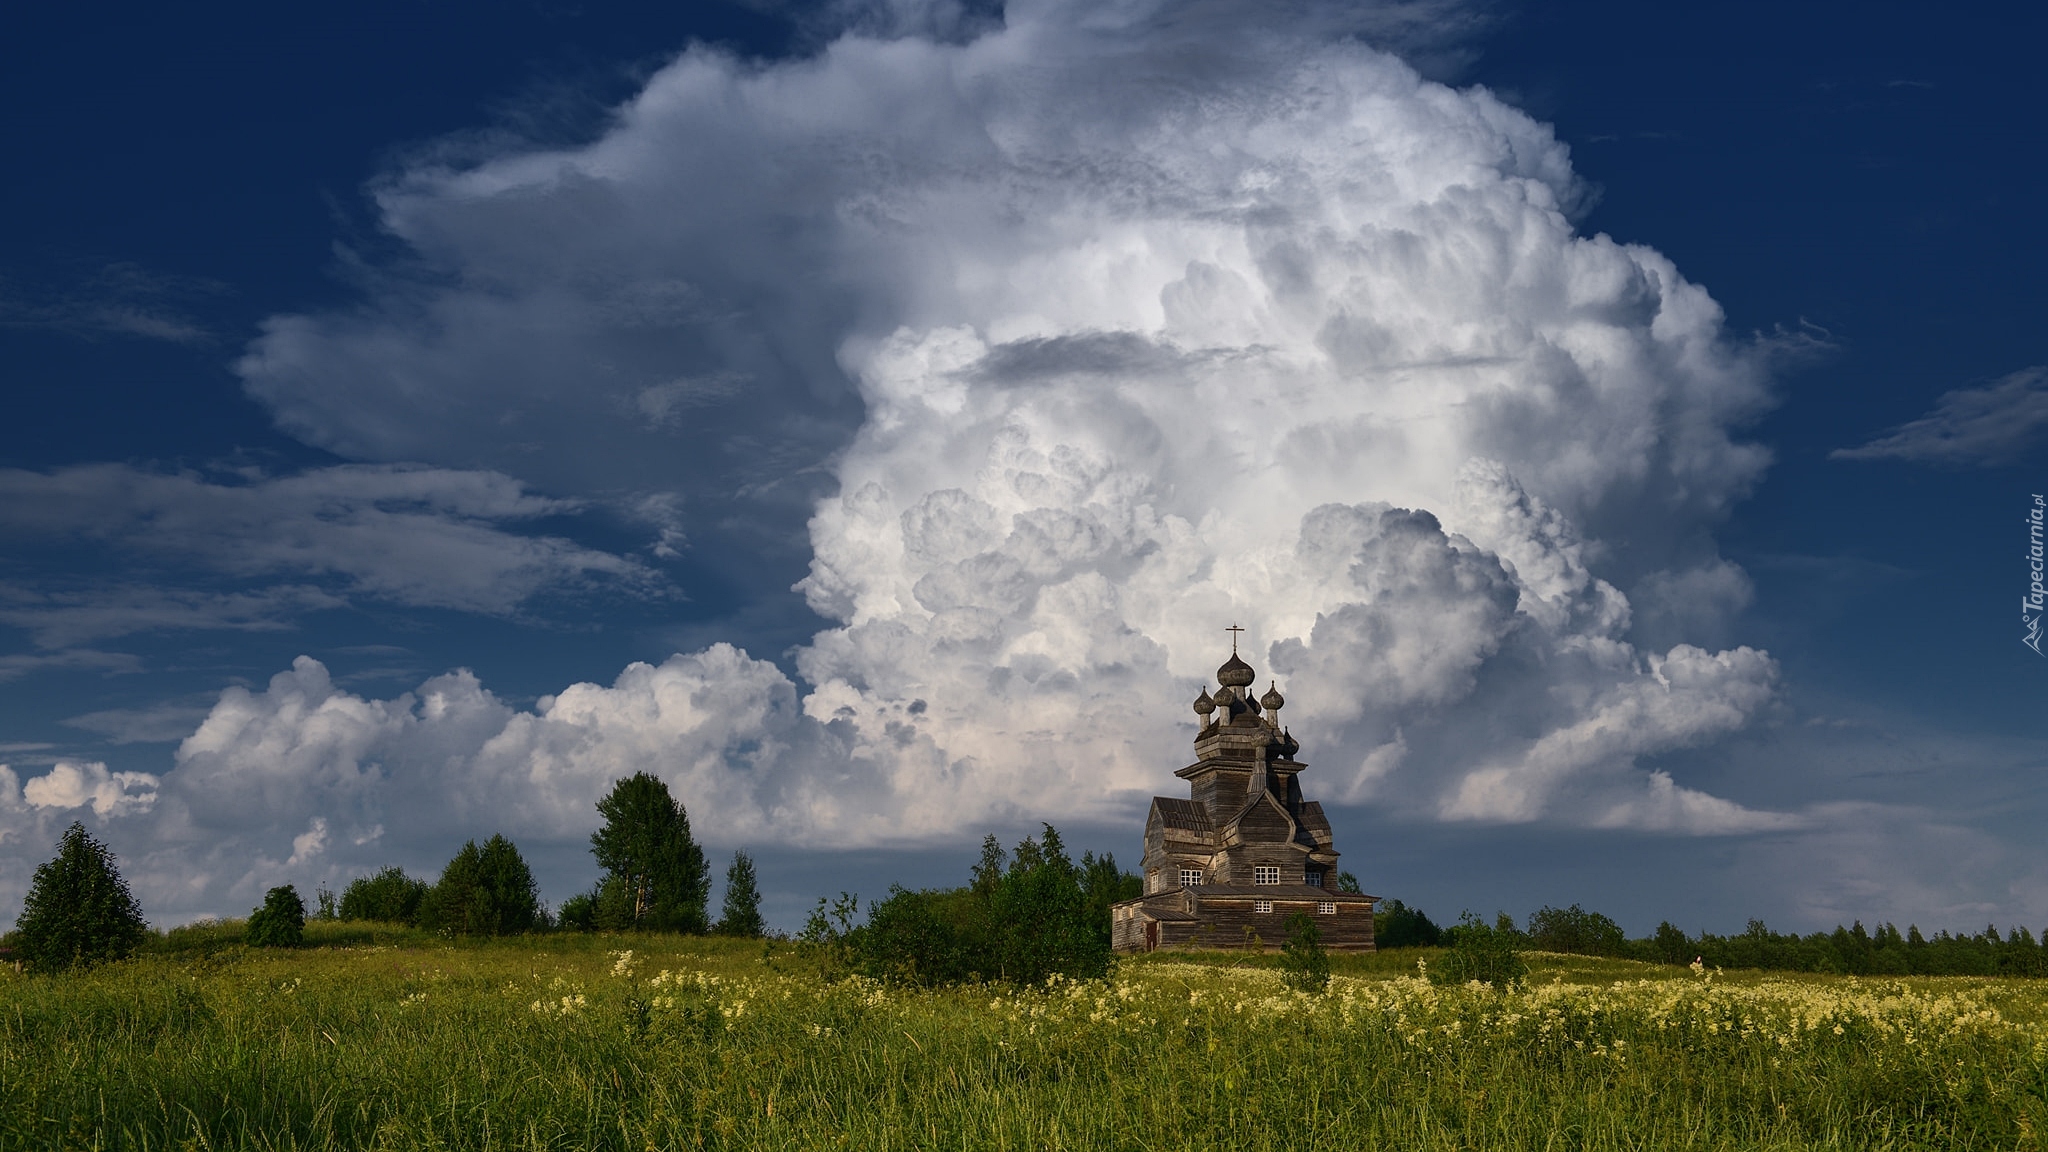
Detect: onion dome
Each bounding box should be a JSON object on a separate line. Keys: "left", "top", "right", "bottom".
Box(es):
{"left": 1280, "top": 727, "right": 1300, "bottom": 758}
{"left": 1216, "top": 652, "right": 1256, "bottom": 688}
{"left": 1192, "top": 687, "right": 1216, "bottom": 716}
{"left": 1260, "top": 682, "right": 1285, "bottom": 712}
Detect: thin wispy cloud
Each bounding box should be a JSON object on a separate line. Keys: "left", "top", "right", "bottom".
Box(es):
{"left": 0, "top": 649, "right": 141, "bottom": 684}
{"left": 0, "top": 584, "right": 345, "bottom": 649}
{"left": 1832, "top": 367, "right": 2048, "bottom": 467}
{"left": 0, "top": 262, "right": 222, "bottom": 344}
{"left": 0, "top": 464, "right": 658, "bottom": 616}
{"left": 61, "top": 700, "right": 220, "bottom": 745}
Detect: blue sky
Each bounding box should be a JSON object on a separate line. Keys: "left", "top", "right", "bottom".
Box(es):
{"left": 2, "top": 0, "right": 2042, "bottom": 935}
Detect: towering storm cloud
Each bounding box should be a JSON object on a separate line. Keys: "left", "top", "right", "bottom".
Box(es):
{"left": 7, "top": 0, "right": 1798, "bottom": 919}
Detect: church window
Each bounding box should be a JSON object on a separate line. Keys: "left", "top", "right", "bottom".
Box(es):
{"left": 1254, "top": 900, "right": 1272, "bottom": 914}
{"left": 1319, "top": 902, "right": 1336, "bottom": 915}
{"left": 1179, "top": 868, "right": 1204, "bottom": 888}
{"left": 1305, "top": 871, "right": 1322, "bottom": 887}
{"left": 1253, "top": 865, "right": 1280, "bottom": 885}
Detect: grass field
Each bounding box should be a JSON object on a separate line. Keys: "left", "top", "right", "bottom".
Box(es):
{"left": 5, "top": 923, "right": 2046, "bottom": 1150}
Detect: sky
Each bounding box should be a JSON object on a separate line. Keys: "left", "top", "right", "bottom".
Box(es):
{"left": 2, "top": 0, "right": 2043, "bottom": 937}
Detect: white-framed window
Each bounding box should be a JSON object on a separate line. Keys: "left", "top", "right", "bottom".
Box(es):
{"left": 1319, "top": 902, "right": 1337, "bottom": 915}
{"left": 1254, "top": 900, "right": 1273, "bottom": 914}
{"left": 1179, "top": 867, "right": 1204, "bottom": 888}
{"left": 1305, "top": 871, "right": 1323, "bottom": 887}
{"left": 1253, "top": 865, "right": 1281, "bottom": 885}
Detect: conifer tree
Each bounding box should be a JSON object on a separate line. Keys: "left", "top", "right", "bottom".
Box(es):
{"left": 715, "top": 850, "right": 765, "bottom": 937}
{"left": 13, "top": 822, "right": 148, "bottom": 973}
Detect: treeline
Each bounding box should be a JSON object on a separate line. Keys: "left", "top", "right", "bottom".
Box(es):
{"left": 2, "top": 773, "right": 763, "bottom": 973}
{"left": 803, "top": 824, "right": 1140, "bottom": 986}
{"left": 1377, "top": 900, "right": 2048, "bottom": 978}
{"left": 326, "top": 834, "right": 547, "bottom": 936}
{"left": 330, "top": 773, "right": 764, "bottom": 938}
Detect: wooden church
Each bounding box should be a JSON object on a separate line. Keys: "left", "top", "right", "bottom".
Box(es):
{"left": 1110, "top": 637, "right": 1378, "bottom": 952}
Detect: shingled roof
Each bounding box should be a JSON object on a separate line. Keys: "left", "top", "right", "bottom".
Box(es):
{"left": 1153, "top": 797, "right": 1213, "bottom": 832}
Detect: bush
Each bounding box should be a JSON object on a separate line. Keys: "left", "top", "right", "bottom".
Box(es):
{"left": 854, "top": 886, "right": 972, "bottom": 983}
{"left": 1279, "top": 912, "right": 1330, "bottom": 994}
{"left": 799, "top": 891, "right": 862, "bottom": 978}
{"left": 1374, "top": 898, "right": 1442, "bottom": 948}
{"left": 838, "top": 827, "right": 1136, "bottom": 987}
{"left": 1526, "top": 903, "right": 1628, "bottom": 957}
{"left": 1431, "top": 912, "right": 1528, "bottom": 989}
{"left": 245, "top": 886, "right": 306, "bottom": 947}
{"left": 12, "top": 822, "right": 148, "bottom": 973}
{"left": 420, "top": 835, "right": 542, "bottom": 936}
{"left": 556, "top": 891, "right": 598, "bottom": 932}
{"left": 983, "top": 828, "right": 1114, "bottom": 984}
{"left": 338, "top": 866, "right": 430, "bottom": 925}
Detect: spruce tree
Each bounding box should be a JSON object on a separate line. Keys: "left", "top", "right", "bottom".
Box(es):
{"left": 13, "top": 822, "right": 148, "bottom": 972}
{"left": 715, "top": 851, "right": 765, "bottom": 936}
{"left": 590, "top": 773, "right": 709, "bottom": 933}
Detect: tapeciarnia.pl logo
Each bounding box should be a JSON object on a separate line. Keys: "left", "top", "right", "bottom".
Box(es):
{"left": 2026, "top": 494, "right": 2046, "bottom": 656}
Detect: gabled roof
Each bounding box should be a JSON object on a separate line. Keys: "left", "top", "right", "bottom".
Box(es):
{"left": 1224, "top": 788, "right": 1297, "bottom": 843}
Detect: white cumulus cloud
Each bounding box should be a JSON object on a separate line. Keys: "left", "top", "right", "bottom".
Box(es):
{"left": 8, "top": 1, "right": 1817, "bottom": 925}
{"left": 19, "top": 760, "right": 160, "bottom": 818}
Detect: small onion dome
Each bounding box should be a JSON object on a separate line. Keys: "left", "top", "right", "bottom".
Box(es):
{"left": 1216, "top": 652, "right": 1256, "bottom": 688}
{"left": 1280, "top": 728, "right": 1300, "bottom": 757}
{"left": 1260, "top": 682, "right": 1285, "bottom": 712}
{"left": 1192, "top": 687, "right": 1216, "bottom": 716}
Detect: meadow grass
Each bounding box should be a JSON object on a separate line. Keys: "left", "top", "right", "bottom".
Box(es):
{"left": 5, "top": 924, "right": 2046, "bottom": 1150}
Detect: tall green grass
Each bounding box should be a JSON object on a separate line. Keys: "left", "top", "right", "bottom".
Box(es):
{"left": 4, "top": 924, "right": 2044, "bottom": 1150}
